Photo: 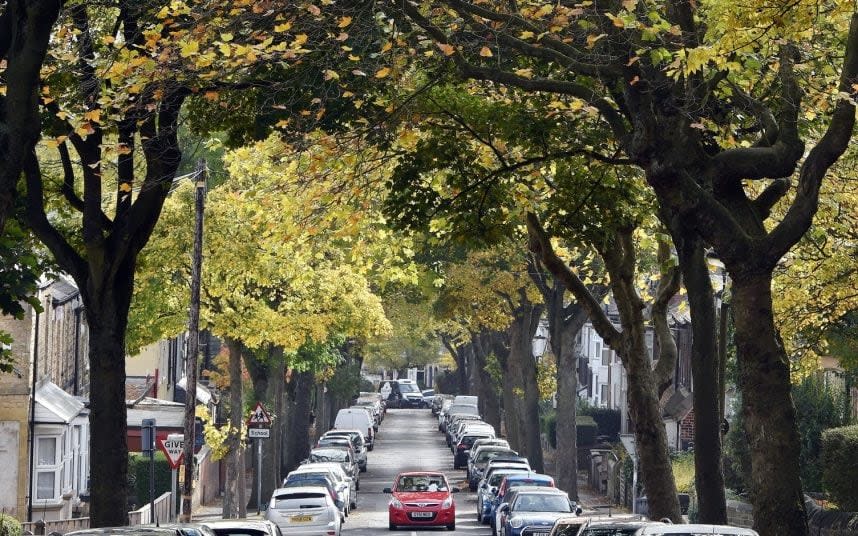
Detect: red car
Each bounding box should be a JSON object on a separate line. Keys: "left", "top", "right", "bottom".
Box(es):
{"left": 384, "top": 471, "right": 459, "bottom": 531}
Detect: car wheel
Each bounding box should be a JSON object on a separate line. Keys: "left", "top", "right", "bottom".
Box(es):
{"left": 446, "top": 523, "right": 455, "bottom": 531}
{"left": 388, "top": 522, "right": 396, "bottom": 531}
{"left": 476, "top": 511, "right": 482, "bottom": 523}
{"left": 360, "top": 465, "right": 367, "bottom": 473}
{"left": 469, "top": 481, "right": 476, "bottom": 492}
{"left": 350, "top": 500, "right": 357, "bottom": 510}
{"left": 355, "top": 480, "right": 360, "bottom": 491}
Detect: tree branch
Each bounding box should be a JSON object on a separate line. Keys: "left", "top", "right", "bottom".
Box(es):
{"left": 767, "top": 13, "right": 858, "bottom": 263}
{"left": 651, "top": 237, "right": 680, "bottom": 397}
{"left": 526, "top": 212, "right": 622, "bottom": 348}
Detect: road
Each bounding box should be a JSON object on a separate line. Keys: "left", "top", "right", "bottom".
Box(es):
{"left": 342, "top": 408, "right": 489, "bottom": 535}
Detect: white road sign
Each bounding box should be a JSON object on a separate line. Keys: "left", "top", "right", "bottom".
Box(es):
{"left": 247, "top": 401, "right": 272, "bottom": 427}
{"left": 158, "top": 436, "right": 185, "bottom": 469}
{"left": 248, "top": 428, "right": 270, "bottom": 438}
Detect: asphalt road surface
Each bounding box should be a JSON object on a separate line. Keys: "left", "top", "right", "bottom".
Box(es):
{"left": 342, "top": 408, "right": 490, "bottom": 535}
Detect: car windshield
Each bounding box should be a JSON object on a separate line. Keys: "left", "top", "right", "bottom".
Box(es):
{"left": 513, "top": 494, "right": 571, "bottom": 512}
{"left": 397, "top": 475, "right": 448, "bottom": 492}
{"left": 309, "top": 450, "right": 348, "bottom": 463}
{"left": 508, "top": 479, "right": 552, "bottom": 490}
{"left": 285, "top": 476, "right": 329, "bottom": 488}
{"left": 209, "top": 530, "right": 269, "bottom": 536}
{"left": 272, "top": 492, "right": 328, "bottom": 509}
{"left": 489, "top": 471, "right": 524, "bottom": 487}
{"left": 295, "top": 470, "right": 341, "bottom": 483}
{"left": 399, "top": 383, "right": 421, "bottom": 393}
{"left": 449, "top": 405, "right": 479, "bottom": 415}
{"left": 478, "top": 449, "right": 516, "bottom": 463}
{"left": 580, "top": 529, "right": 644, "bottom": 536}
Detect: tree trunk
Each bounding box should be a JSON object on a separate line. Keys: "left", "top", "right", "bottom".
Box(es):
{"left": 473, "top": 331, "right": 502, "bottom": 432}
{"left": 86, "top": 301, "right": 130, "bottom": 527}
{"left": 284, "top": 369, "right": 314, "bottom": 473}
{"left": 554, "top": 338, "right": 580, "bottom": 499}
{"left": 244, "top": 349, "right": 271, "bottom": 509}
{"left": 507, "top": 294, "right": 544, "bottom": 473}
{"left": 732, "top": 274, "right": 806, "bottom": 534}
{"left": 223, "top": 338, "right": 246, "bottom": 518}
{"left": 273, "top": 348, "right": 286, "bottom": 483}
{"left": 676, "top": 233, "right": 727, "bottom": 523}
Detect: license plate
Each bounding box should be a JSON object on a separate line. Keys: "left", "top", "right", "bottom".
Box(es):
{"left": 411, "top": 512, "right": 433, "bottom": 518}
{"left": 531, "top": 532, "right": 549, "bottom": 536}
{"left": 290, "top": 515, "right": 313, "bottom": 522}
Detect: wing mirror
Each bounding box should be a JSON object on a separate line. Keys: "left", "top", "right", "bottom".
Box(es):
{"left": 490, "top": 486, "right": 498, "bottom": 495}
{"left": 576, "top": 505, "right": 584, "bottom": 515}
{"left": 383, "top": 487, "right": 392, "bottom": 493}
{"left": 452, "top": 487, "right": 461, "bottom": 493}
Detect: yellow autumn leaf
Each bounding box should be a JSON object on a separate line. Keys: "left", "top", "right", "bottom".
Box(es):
{"left": 479, "top": 47, "right": 493, "bottom": 57}
{"left": 119, "top": 183, "right": 133, "bottom": 193}
{"left": 375, "top": 67, "right": 391, "bottom": 78}
{"left": 514, "top": 68, "right": 533, "bottom": 78}
{"left": 437, "top": 43, "right": 455, "bottom": 56}
{"left": 180, "top": 40, "right": 199, "bottom": 57}
{"left": 381, "top": 41, "right": 393, "bottom": 53}
{"left": 338, "top": 16, "right": 352, "bottom": 28}
{"left": 274, "top": 23, "right": 292, "bottom": 32}
{"left": 520, "top": 31, "right": 535, "bottom": 40}
{"left": 83, "top": 109, "right": 101, "bottom": 123}
{"left": 586, "top": 33, "right": 607, "bottom": 48}
{"left": 220, "top": 33, "right": 234, "bottom": 42}
{"left": 219, "top": 43, "right": 232, "bottom": 57}
{"left": 102, "top": 35, "right": 115, "bottom": 45}
{"left": 324, "top": 69, "right": 340, "bottom": 80}
{"left": 293, "top": 34, "right": 308, "bottom": 47}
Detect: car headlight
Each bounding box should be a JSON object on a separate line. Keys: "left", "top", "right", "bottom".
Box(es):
{"left": 390, "top": 498, "right": 403, "bottom": 509}
{"left": 510, "top": 517, "right": 524, "bottom": 529}
{"left": 442, "top": 496, "right": 453, "bottom": 508}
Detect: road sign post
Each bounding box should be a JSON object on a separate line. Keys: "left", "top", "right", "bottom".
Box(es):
{"left": 142, "top": 419, "right": 157, "bottom": 525}
{"left": 247, "top": 401, "right": 272, "bottom": 514}
{"left": 159, "top": 434, "right": 185, "bottom": 520}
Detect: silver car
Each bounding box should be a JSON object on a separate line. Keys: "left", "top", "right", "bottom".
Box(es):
{"left": 289, "top": 463, "right": 357, "bottom": 511}
{"left": 322, "top": 429, "right": 368, "bottom": 472}
{"left": 265, "top": 486, "right": 342, "bottom": 536}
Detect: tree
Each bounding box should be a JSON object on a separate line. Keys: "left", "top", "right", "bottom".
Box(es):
{"left": 388, "top": 2, "right": 858, "bottom": 532}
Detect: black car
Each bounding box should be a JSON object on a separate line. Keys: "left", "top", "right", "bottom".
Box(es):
{"left": 453, "top": 433, "right": 495, "bottom": 469}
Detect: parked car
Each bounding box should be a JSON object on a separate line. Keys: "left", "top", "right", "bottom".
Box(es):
{"left": 468, "top": 446, "right": 519, "bottom": 490}
{"left": 306, "top": 447, "right": 360, "bottom": 490}
{"left": 379, "top": 379, "right": 426, "bottom": 408}
{"left": 454, "top": 432, "right": 496, "bottom": 469}
{"left": 495, "top": 487, "right": 581, "bottom": 536}
{"left": 422, "top": 389, "right": 436, "bottom": 399}
{"left": 453, "top": 395, "right": 479, "bottom": 407}
{"left": 383, "top": 471, "right": 459, "bottom": 531}
{"left": 438, "top": 399, "right": 454, "bottom": 430}
{"left": 66, "top": 529, "right": 205, "bottom": 536}
{"left": 450, "top": 422, "right": 495, "bottom": 451}
{"left": 199, "top": 521, "right": 282, "bottom": 536}
{"left": 322, "top": 429, "right": 368, "bottom": 472}
{"left": 288, "top": 462, "right": 357, "bottom": 510}
{"left": 633, "top": 525, "right": 760, "bottom": 536}
{"left": 334, "top": 407, "right": 375, "bottom": 450}
{"left": 264, "top": 486, "right": 342, "bottom": 536}
{"left": 487, "top": 471, "right": 551, "bottom": 530}
{"left": 280, "top": 471, "right": 347, "bottom": 518}
{"left": 555, "top": 515, "right": 657, "bottom": 536}
{"left": 351, "top": 401, "right": 381, "bottom": 430}
{"left": 476, "top": 468, "right": 530, "bottom": 524}
{"left": 445, "top": 415, "right": 485, "bottom": 447}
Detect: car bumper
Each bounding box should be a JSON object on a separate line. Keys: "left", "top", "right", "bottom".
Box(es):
{"left": 389, "top": 507, "right": 455, "bottom": 526}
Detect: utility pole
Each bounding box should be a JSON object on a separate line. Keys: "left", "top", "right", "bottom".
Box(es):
{"left": 180, "top": 159, "right": 207, "bottom": 522}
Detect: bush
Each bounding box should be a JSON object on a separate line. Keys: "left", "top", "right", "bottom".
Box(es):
{"left": 0, "top": 514, "right": 22, "bottom": 536}
{"left": 541, "top": 409, "right": 557, "bottom": 448}
{"left": 128, "top": 451, "right": 173, "bottom": 509}
{"left": 581, "top": 407, "right": 621, "bottom": 440}
{"left": 793, "top": 375, "right": 847, "bottom": 491}
{"left": 821, "top": 425, "right": 858, "bottom": 511}
{"left": 671, "top": 451, "right": 696, "bottom": 494}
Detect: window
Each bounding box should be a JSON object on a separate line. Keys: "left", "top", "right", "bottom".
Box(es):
{"left": 35, "top": 436, "right": 61, "bottom": 500}
{"left": 600, "top": 385, "right": 608, "bottom": 405}
{"left": 645, "top": 331, "right": 655, "bottom": 361}
{"left": 601, "top": 346, "right": 612, "bottom": 366}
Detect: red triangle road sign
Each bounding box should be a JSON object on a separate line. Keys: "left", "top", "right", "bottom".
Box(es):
{"left": 158, "top": 437, "right": 185, "bottom": 469}
{"left": 247, "top": 401, "right": 272, "bottom": 427}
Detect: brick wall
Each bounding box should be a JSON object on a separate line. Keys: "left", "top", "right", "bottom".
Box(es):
{"left": 680, "top": 409, "right": 695, "bottom": 446}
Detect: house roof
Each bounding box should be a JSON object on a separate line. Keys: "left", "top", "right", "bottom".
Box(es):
{"left": 662, "top": 387, "right": 694, "bottom": 421}
{"left": 35, "top": 379, "right": 86, "bottom": 423}
{"left": 127, "top": 397, "right": 186, "bottom": 428}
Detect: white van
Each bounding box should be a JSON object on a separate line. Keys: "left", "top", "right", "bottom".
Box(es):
{"left": 334, "top": 408, "right": 375, "bottom": 450}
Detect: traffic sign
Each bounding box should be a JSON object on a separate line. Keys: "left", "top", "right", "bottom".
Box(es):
{"left": 158, "top": 436, "right": 185, "bottom": 469}
{"left": 247, "top": 401, "right": 272, "bottom": 427}
{"left": 248, "top": 428, "right": 270, "bottom": 438}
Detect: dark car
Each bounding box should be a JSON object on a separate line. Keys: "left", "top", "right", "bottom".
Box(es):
{"left": 453, "top": 433, "right": 496, "bottom": 469}
{"left": 496, "top": 488, "right": 581, "bottom": 536}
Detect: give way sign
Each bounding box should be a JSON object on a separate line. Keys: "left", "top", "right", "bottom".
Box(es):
{"left": 158, "top": 436, "right": 185, "bottom": 469}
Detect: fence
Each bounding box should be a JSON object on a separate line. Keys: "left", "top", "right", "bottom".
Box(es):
{"left": 22, "top": 492, "right": 174, "bottom": 535}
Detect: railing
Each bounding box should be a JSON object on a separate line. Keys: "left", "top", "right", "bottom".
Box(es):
{"left": 23, "top": 492, "right": 174, "bottom": 535}
{"left": 127, "top": 492, "right": 174, "bottom": 526}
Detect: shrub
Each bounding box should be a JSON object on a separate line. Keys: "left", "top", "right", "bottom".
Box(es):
{"left": 581, "top": 407, "right": 621, "bottom": 440}
{"left": 128, "top": 451, "right": 173, "bottom": 509}
{"left": 671, "top": 451, "right": 696, "bottom": 494}
{"left": 793, "top": 375, "right": 847, "bottom": 491}
{"left": 0, "top": 514, "right": 22, "bottom": 536}
{"left": 821, "top": 425, "right": 858, "bottom": 511}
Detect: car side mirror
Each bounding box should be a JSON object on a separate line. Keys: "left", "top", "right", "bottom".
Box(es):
{"left": 335, "top": 499, "right": 344, "bottom": 509}
{"left": 490, "top": 486, "right": 498, "bottom": 494}
{"left": 452, "top": 487, "right": 461, "bottom": 493}
{"left": 576, "top": 506, "right": 583, "bottom": 515}
{"left": 383, "top": 487, "right": 392, "bottom": 494}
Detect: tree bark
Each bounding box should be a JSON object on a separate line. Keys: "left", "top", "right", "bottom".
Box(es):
{"left": 223, "top": 338, "right": 246, "bottom": 518}
{"left": 85, "top": 297, "right": 130, "bottom": 526}
{"left": 506, "top": 291, "right": 545, "bottom": 473}
{"left": 472, "top": 331, "right": 503, "bottom": 432}
{"left": 674, "top": 232, "right": 727, "bottom": 523}
{"left": 283, "top": 369, "right": 314, "bottom": 473}
{"left": 732, "top": 274, "right": 806, "bottom": 534}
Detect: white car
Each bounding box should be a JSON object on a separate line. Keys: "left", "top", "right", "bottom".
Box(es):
{"left": 289, "top": 463, "right": 357, "bottom": 511}
{"left": 265, "top": 486, "right": 342, "bottom": 536}
{"left": 633, "top": 525, "right": 759, "bottom": 536}
{"left": 199, "top": 520, "right": 281, "bottom": 536}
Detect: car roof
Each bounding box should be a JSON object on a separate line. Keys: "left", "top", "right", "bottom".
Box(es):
{"left": 294, "top": 462, "right": 347, "bottom": 475}
{"left": 504, "top": 472, "right": 553, "bottom": 481}
{"left": 397, "top": 471, "right": 447, "bottom": 477}
{"left": 272, "top": 485, "right": 331, "bottom": 495}
{"left": 66, "top": 529, "right": 184, "bottom": 536}
{"left": 635, "top": 525, "right": 759, "bottom": 535}
{"left": 489, "top": 456, "right": 530, "bottom": 464}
